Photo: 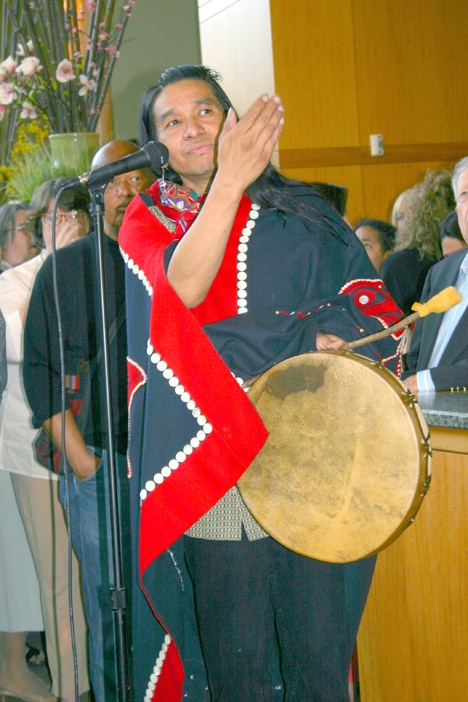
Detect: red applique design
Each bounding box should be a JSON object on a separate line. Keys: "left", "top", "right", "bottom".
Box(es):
{"left": 128, "top": 356, "right": 147, "bottom": 404}
{"left": 340, "top": 279, "right": 405, "bottom": 337}
{"left": 127, "top": 356, "right": 147, "bottom": 477}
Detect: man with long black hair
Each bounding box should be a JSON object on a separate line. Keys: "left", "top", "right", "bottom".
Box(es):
{"left": 120, "top": 65, "right": 403, "bottom": 702}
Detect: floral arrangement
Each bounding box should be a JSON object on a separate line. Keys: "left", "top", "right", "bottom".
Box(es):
{"left": 0, "top": 119, "right": 47, "bottom": 192}
{"left": 5, "top": 124, "right": 91, "bottom": 204}
{"left": 0, "top": 0, "right": 135, "bottom": 164}
{"left": 0, "top": 119, "right": 49, "bottom": 204}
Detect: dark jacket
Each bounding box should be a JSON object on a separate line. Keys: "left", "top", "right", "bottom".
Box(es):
{"left": 402, "top": 248, "right": 468, "bottom": 392}
{"left": 23, "top": 231, "right": 128, "bottom": 453}
{"left": 381, "top": 248, "right": 438, "bottom": 317}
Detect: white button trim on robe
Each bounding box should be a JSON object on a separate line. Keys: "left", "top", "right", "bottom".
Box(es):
{"left": 237, "top": 204, "right": 260, "bottom": 314}
{"left": 144, "top": 634, "right": 172, "bottom": 701}
{"left": 139, "top": 342, "right": 210, "bottom": 503}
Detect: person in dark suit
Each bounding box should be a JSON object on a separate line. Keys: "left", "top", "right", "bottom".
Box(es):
{"left": 402, "top": 156, "right": 468, "bottom": 394}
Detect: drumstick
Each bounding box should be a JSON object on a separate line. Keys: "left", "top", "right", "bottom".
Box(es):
{"left": 343, "top": 285, "right": 462, "bottom": 351}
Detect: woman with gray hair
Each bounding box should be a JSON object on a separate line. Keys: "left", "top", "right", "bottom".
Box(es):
{"left": 25, "top": 178, "right": 91, "bottom": 253}
{"left": 0, "top": 178, "right": 91, "bottom": 701}
{"left": 0, "top": 201, "right": 37, "bottom": 272}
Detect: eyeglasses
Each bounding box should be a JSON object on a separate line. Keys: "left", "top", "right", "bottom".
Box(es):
{"left": 3, "top": 225, "right": 29, "bottom": 235}
{"left": 1, "top": 224, "right": 29, "bottom": 238}
{"left": 41, "top": 210, "right": 85, "bottom": 225}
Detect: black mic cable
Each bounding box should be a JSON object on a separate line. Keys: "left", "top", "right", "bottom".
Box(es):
{"left": 49, "top": 185, "right": 80, "bottom": 702}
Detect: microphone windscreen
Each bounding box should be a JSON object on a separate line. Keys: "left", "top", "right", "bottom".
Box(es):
{"left": 142, "top": 141, "right": 169, "bottom": 170}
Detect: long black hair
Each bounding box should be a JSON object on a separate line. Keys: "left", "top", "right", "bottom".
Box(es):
{"left": 138, "top": 65, "right": 348, "bottom": 242}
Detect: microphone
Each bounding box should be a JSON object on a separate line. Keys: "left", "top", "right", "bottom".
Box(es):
{"left": 63, "top": 141, "right": 169, "bottom": 190}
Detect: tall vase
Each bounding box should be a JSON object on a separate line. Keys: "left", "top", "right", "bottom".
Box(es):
{"left": 48, "top": 132, "right": 100, "bottom": 174}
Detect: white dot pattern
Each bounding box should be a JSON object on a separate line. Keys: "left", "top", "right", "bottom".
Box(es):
{"left": 144, "top": 635, "right": 172, "bottom": 701}
{"left": 130, "top": 202, "right": 262, "bottom": 504}
{"left": 121, "top": 248, "right": 153, "bottom": 297}
{"left": 237, "top": 203, "right": 260, "bottom": 314}
{"left": 139, "top": 341, "right": 212, "bottom": 503}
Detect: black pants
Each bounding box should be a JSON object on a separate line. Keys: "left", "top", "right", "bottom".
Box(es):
{"left": 184, "top": 532, "right": 375, "bottom": 702}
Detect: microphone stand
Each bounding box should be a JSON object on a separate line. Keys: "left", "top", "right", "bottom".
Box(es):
{"left": 89, "top": 184, "right": 130, "bottom": 702}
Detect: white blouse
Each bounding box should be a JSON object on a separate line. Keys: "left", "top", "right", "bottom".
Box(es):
{"left": 0, "top": 252, "right": 58, "bottom": 479}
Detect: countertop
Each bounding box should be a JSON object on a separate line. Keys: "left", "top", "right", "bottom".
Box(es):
{"left": 418, "top": 392, "right": 468, "bottom": 430}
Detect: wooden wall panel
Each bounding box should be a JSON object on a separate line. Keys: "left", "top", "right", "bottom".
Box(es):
{"left": 281, "top": 165, "right": 364, "bottom": 224}
{"left": 358, "top": 446, "right": 468, "bottom": 702}
{"left": 280, "top": 160, "right": 463, "bottom": 226}
{"left": 352, "top": 0, "right": 468, "bottom": 145}
{"left": 361, "top": 160, "right": 455, "bottom": 222}
{"left": 270, "top": 0, "right": 359, "bottom": 150}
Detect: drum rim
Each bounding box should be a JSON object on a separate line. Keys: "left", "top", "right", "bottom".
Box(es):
{"left": 239, "top": 350, "right": 431, "bottom": 563}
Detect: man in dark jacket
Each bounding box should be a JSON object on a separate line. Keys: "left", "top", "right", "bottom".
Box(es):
{"left": 403, "top": 156, "right": 468, "bottom": 394}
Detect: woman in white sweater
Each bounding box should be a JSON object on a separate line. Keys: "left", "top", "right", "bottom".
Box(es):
{"left": 0, "top": 180, "right": 91, "bottom": 702}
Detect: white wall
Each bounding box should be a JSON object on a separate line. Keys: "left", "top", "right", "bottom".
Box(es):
{"left": 198, "top": 0, "right": 275, "bottom": 116}
{"left": 111, "top": 0, "right": 202, "bottom": 140}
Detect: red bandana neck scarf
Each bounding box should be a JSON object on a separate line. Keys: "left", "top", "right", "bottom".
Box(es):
{"left": 158, "top": 181, "right": 207, "bottom": 234}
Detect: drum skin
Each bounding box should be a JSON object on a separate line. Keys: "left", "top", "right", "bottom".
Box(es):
{"left": 238, "top": 350, "right": 431, "bottom": 563}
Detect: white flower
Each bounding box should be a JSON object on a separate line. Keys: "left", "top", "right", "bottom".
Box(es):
{"left": 56, "top": 59, "right": 76, "bottom": 83}
{"left": 78, "top": 74, "right": 95, "bottom": 96}
{"left": 17, "top": 40, "right": 34, "bottom": 57}
{"left": 0, "top": 83, "right": 16, "bottom": 105}
{"left": 18, "top": 56, "right": 41, "bottom": 77}
{"left": 20, "top": 101, "right": 37, "bottom": 119}
{"left": 0, "top": 56, "right": 17, "bottom": 76}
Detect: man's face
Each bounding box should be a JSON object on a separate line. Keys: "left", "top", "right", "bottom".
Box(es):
{"left": 355, "top": 225, "right": 389, "bottom": 273}
{"left": 153, "top": 79, "right": 226, "bottom": 194}
{"left": 104, "top": 170, "right": 154, "bottom": 239}
{"left": 456, "top": 170, "right": 468, "bottom": 245}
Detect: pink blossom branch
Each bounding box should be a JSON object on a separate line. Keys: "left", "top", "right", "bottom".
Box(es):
{"left": 87, "top": 5, "right": 129, "bottom": 127}
{"left": 1, "top": 0, "right": 135, "bottom": 140}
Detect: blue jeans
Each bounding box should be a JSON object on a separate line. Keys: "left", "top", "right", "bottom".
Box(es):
{"left": 59, "top": 448, "right": 131, "bottom": 702}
